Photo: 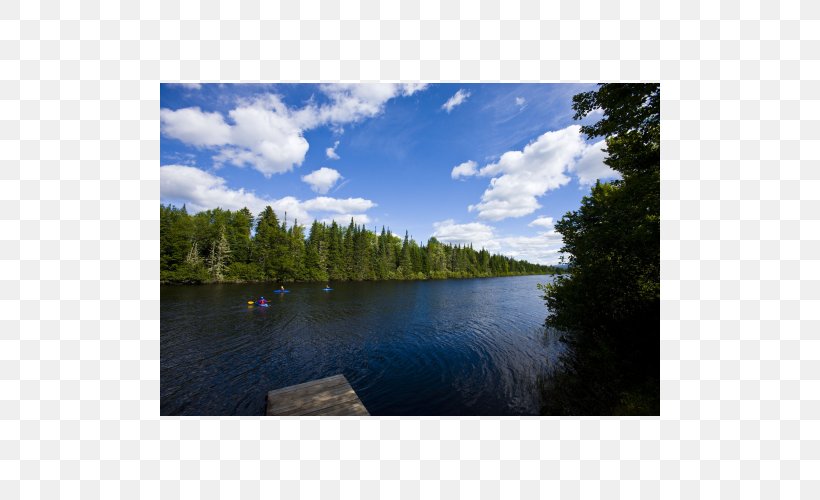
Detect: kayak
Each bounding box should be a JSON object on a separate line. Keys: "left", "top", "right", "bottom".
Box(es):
{"left": 258, "top": 303, "right": 270, "bottom": 307}
{"left": 322, "top": 288, "right": 333, "bottom": 291}
{"left": 273, "top": 290, "right": 290, "bottom": 293}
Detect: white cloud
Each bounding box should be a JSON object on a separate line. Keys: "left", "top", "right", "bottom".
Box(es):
{"left": 161, "top": 84, "right": 430, "bottom": 178}
{"left": 299, "top": 83, "right": 429, "bottom": 129}
{"left": 160, "top": 107, "right": 231, "bottom": 146}
{"left": 160, "top": 164, "right": 309, "bottom": 220}
{"left": 451, "top": 160, "right": 478, "bottom": 179}
{"left": 432, "top": 219, "right": 496, "bottom": 245}
{"left": 468, "top": 126, "right": 583, "bottom": 221}
{"left": 442, "top": 89, "right": 471, "bottom": 113}
{"left": 319, "top": 214, "right": 372, "bottom": 226}
{"left": 465, "top": 125, "right": 617, "bottom": 221}
{"left": 326, "top": 140, "right": 340, "bottom": 160}
{"left": 160, "top": 165, "right": 376, "bottom": 224}
{"left": 430, "top": 219, "right": 563, "bottom": 265}
{"left": 301, "top": 84, "right": 398, "bottom": 127}
{"left": 301, "top": 167, "right": 343, "bottom": 194}
{"left": 568, "top": 139, "right": 619, "bottom": 185}
{"left": 528, "top": 216, "right": 554, "bottom": 229}
{"left": 515, "top": 97, "right": 526, "bottom": 107}
{"left": 221, "top": 97, "right": 310, "bottom": 176}
{"left": 161, "top": 100, "right": 308, "bottom": 177}
{"left": 486, "top": 233, "right": 563, "bottom": 265}
{"left": 399, "top": 83, "right": 429, "bottom": 96}
{"left": 178, "top": 83, "right": 202, "bottom": 89}
{"left": 301, "top": 196, "right": 376, "bottom": 214}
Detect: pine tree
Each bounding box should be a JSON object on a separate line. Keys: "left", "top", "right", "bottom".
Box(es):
{"left": 207, "top": 225, "right": 231, "bottom": 281}
{"left": 161, "top": 206, "right": 553, "bottom": 284}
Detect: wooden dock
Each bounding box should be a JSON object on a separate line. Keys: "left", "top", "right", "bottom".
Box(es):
{"left": 266, "top": 374, "right": 370, "bottom": 416}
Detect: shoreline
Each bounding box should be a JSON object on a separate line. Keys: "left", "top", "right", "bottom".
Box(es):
{"left": 160, "top": 271, "right": 562, "bottom": 286}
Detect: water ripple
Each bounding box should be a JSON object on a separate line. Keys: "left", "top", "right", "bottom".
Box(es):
{"left": 161, "top": 276, "right": 562, "bottom": 415}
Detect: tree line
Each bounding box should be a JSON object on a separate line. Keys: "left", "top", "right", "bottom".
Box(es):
{"left": 160, "top": 205, "right": 558, "bottom": 284}
{"left": 538, "top": 83, "right": 660, "bottom": 415}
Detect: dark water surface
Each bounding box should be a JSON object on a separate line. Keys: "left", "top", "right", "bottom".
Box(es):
{"left": 161, "top": 275, "right": 563, "bottom": 415}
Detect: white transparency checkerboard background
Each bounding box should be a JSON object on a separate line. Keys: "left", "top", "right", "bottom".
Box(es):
{"left": 1, "top": 0, "right": 818, "bottom": 498}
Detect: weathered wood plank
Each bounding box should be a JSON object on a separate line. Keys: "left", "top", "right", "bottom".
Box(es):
{"left": 301, "top": 399, "right": 370, "bottom": 416}
{"left": 266, "top": 378, "right": 350, "bottom": 406}
{"left": 266, "top": 374, "right": 369, "bottom": 416}
{"left": 266, "top": 374, "right": 347, "bottom": 398}
{"left": 267, "top": 387, "right": 360, "bottom": 415}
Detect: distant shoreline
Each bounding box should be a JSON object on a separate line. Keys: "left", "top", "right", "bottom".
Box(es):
{"left": 160, "top": 271, "right": 562, "bottom": 286}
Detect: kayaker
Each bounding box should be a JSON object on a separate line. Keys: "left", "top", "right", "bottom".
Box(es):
{"left": 279, "top": 285, "right": 285, "bottom": 292}
{"left": 258, "top": 296, "right": 268, "bottom": 305}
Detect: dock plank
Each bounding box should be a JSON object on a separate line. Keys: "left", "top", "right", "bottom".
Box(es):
{"left": 266, "top": 374, "right": 369, "bottom": 416}
{"left": 266, "top": 374, "right": 347, "bottom": 398}
{"left": 267, "top": 378, "right": 350, "bottom": 405}
{"left": 267, "top": 387, "right": 359, "bottom": 415}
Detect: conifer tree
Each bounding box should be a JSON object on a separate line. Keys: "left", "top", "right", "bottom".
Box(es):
{"left": 207, "top": 225, "right": 231, "bottom": 281}
{"left": 161, "top": 205, "right": 556, "bottom": 284}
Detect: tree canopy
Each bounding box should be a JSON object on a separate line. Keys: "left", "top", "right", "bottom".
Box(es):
{"left": 539, "top": 83, "right": 660, "bottom": 415}
{"left": 160, "top": 205, "right": 560, "bottom": 284}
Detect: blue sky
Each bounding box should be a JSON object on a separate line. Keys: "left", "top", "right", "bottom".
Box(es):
{"left": 160, "top": 83, "right": 618, "bottom": 264}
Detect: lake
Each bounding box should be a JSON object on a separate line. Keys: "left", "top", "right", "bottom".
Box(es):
{"left": 161, "top": 274, "right": 564, "bottom": 415}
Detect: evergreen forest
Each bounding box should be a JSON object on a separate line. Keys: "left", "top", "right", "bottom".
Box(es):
{"left": 160, "top": 205, "right": 558, "bottom": 284}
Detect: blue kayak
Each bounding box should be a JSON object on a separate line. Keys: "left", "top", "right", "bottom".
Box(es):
{"left": 322, "top": 288, "right": 333, "bottom": 291}
{"left": 258, "top": 303, "right": 270, "bottom": 307}
{"left": 273, "top": 290, "right": 290, "bottom": 293}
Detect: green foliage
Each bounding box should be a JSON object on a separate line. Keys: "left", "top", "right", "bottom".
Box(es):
{"left": 160, "top": 205, "right": 561, "bottom": 284}
{"left": 207, "top": 225, "right": 231, "bottom": 281}
{"left": 572, "top": 83, "right": 660, "bottom": 179}
{"left": 540, "top": 83, "right": 660, "bottom": 415}
{"left": 226, "top": 261, "right": 264, "bottom": 282}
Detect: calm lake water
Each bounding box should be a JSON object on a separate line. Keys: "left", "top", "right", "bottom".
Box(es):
{"left": 161, "top": 275, "right": 564, "bottom": 415}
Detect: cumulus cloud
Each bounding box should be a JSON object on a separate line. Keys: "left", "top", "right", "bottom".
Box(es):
{"left": 568, "top": 139, "right": 619, "bottom": 186}
{"left": 220, "top": 97, "right": 310, "bottom": 176}
{"left": 298, "top": 84, "right": 399, "bottom": 127}
{"left": 442, "top": 89, "right": 471, "bottom": 113}
{"left": 161, "top": 84, "right": 429, "bottom": 178}
{"left": 486, "top": 233, "right": 563, "bottom": 265}
{"left": 301, "top": 167, "right": 343, "bottom": 194}
{"left": 430, "top": 219, "right": 563, "bottom": 265}
{"left": 162, "top": 99, "right": 308, "bottom": 176}
{"left": 326, "top": 140, "right": 340, "bottom": 160}
{"left": 178, "top": 83, "right": 202, "bottom": 89}
{"left": 432, "top": 219, "right": 496, "bottom": 245}
{"left": 160, "top": 164, "right": 309, "bottom": 220}
{"left": 319, "top": 214, "right": 372, "bottom": 226}
{"left": 160, "top": 107, "right": 231, "bottom": 146}
{"left": 528, "top": 216, "right": 554, "bottom": 229}
{"left": 302, "top": 196, "right": 376, "bottom": 214}
{"left": 160, "top": 165, "right": 376, "bottom": 224}
{"left": 467, "top": 126, "right": 583, "bottom": 220}
{"left": 451, "top": 160, "right": 478, "bottom": 179}
{"left": 515, "top": 97, "right": 526, "bottom": 108}
{"left": 463, "top": 125, "right": 617, "bottom": 221}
